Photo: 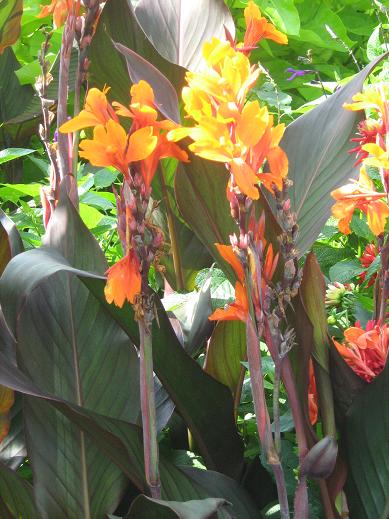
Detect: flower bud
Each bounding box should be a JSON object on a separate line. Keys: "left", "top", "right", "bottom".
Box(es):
{"left": 300, "top": 436, "right": 338, "bottom": 480}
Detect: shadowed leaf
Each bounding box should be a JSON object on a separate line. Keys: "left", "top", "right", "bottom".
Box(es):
{"left": 127, "top": 495, "right": 230, "bottom": 518}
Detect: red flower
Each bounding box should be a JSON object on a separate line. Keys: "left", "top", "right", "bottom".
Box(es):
{"left": 358, "top": 243, "right": 379, "bottom": 286}
{"left": 333, "top": 321, "right": 389, "bottom": 382}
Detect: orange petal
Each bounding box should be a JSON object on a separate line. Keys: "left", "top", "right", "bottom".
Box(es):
{"left": 104, "top": 253, "right": 141, "bottom": 307}
{"left": 209, "top": 282, "right": 248, "bottom": 322}
{"left": 127, "top": 126, "right": 158, "bottom": 162}
{"left": 230, "top": 159, "right": 259, "bottom": 200}
{"left": 215, "top": 243, "right": 245, "bottom": 283}
{"left": 266, "top": 146, "right": 288, "bottom": 179}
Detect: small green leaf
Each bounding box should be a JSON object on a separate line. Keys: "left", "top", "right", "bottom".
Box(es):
{"left": 0, "top": 148, "right": 35, "bottom": 164}
{"left": 329, "top": 259, "right": 365, "bottom": 284}
{"left": 79, "top": 203, "right": 104, "bottom": 229}
{"left": 93, "top": 168, "right": 119, "bottom": 188}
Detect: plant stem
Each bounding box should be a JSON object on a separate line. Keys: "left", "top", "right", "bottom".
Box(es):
{"left": 57, "top": 9, "right": 79, "bottom": 207}
{"left": 139, "top": 316, "right": 161, "bottom": 498}
{"left": 246, "top": 318, "right": 290, "bottom": 519}
{"left": 158, "top": 166, "right": 184, "bottom": 291}
{"left": 273, "top": 362, "right": 281, "bottom": 455}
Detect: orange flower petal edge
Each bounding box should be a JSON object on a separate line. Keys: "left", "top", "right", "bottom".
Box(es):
{"left": 104, "top": 252, "right": 141, "bottom": 308}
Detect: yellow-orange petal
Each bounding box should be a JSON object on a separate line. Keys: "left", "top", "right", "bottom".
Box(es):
{"left": 104, "top": 253, "right": 141, "bottom": 307}
{"left": 130, "top": 80, "right": 155, "bottom": 107}
{"left": 215, "top": 243, "right": 245, "bottom": 283}
{"left": 230, "top": 159, "right": 259, "bottom": 200}
{"left": 236, "top": 101, "right": 269, "bottom": 148}
{"left": 60, "top": 87, "right": 116, "bottom": 133}
{"left": 366, "top": 200, "right": 389, "bottom": 236}
{"left": 127, "top": 126, "right": 158, "bottom": 162}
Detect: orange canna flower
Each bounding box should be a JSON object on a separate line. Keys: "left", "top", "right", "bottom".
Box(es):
{"left": 104, "top": 251, "right": 142, "bottom": 308}
{"left": 78, "top": 121, "right": 157, "bottom": 176}
{"left": 331, "top": 165, "right": 389, "bottom": 235}
{"left": 38, "top": 0, "right": 78, "bottom": 28}
{"left": 243, "top": 1, "right": 288, "bottom": 49}
{"left": 168, "top": 35, "right": 289, "bottom": 200}
{"left": 60, "top": 87, "right": 118, "bottom": 133}
{"left": 333, "top": 321, "right": 389, "bottom": 382}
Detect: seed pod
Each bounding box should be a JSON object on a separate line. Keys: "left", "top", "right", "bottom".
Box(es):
{"left": 300, "top": 436, "right": 338, "bottom": 480}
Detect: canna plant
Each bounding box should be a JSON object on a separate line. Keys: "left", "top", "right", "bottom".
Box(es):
{"left": 0, "top": 1, "right": 388, "bottom": 518}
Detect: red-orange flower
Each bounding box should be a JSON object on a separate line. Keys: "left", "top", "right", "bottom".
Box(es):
{"left": 331, "top": 165, "right": 389, "bottom": 235}
{"left": 104, "top": 251, "right": 142, "bottom": 307}
{"left": 243, "top": 1, "right": 288, "bottom": 49}
{"left": 209, "top": 244, "right": 249, "bottom": 322}
{"left": 333, "top": 321, "right": 389, "bottom": 382}
{"left": 358, "top": 243, "right": 379, "bottom": 286}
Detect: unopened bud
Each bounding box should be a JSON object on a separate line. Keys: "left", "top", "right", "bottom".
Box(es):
{"left": 283, "top": 198, "right": 291, "bottom": 211}
{"left": 300, "top": 436, "right": 338, "bottom": 480}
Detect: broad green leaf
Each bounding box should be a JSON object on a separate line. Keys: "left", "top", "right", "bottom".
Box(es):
{"left": 297, "top": 3, "right": 355, "bottom": 51}
{"left": 204, "top": 321, "right": 246, "bottom": 397}
{"left": 0, "top": 461, "right": 39, "bottom": 519}
{"left": 279, "top": 53, "right": 388, "bottom": 254}
{"left": 344, "top": 361, "right": 389, "bottom": 519}
{"left": 127, "top": 495, "right": 230, "bottom": 518}
{"left": 0, "top": 350, "right": 259, "bottom": 518}
{"left": 134, "top": 0, "right": 235, "bottom": 71}
{"left": 255, "top": 0, "right": 300, "bottom": 36}
{"left": 0, "top": 195, "right": 141, "bottom": 518}
{"left": 0, "top": 148, "right": 35, "bottom": 165}
{"left": 0, "top": 0, "right": 22, "bottom": 54}
{"left": 0, "top": 184, "right": 41, "bottom": 203}
{"left": 79, "top": 202, "right": 104, "bottom": 229}
{"left": 89, "top": 0, "right": 184, "bottom": 105}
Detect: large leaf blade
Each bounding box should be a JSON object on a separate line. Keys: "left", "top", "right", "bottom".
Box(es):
{"left": 134, "top": 0, "right": 235, "bottom": 72}
{"left": 0, "top": 196, "right": 140, "bottom": 518}
{"left": 280, "top": 53, "right": 388, "bottom": 254}
{"left": 344, "top": 361, "right": 389, "bottom": 519}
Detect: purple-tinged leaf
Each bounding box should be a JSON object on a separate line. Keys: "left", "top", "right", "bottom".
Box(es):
{"left": 134, "top": 0, "right": 235, "bottom": 72}
{"left": 114, "top": 42, "right": 181, "bottom": 123}
{"left": 279, "top": 52, "right": 388, "bottom": 254}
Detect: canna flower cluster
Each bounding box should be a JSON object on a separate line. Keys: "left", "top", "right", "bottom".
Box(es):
{"left": 168, "top": 1, "right": 289, "bottom": 327}
{"left": 61, "top": 81, "right": 188, "bottom": 308}
{"left": 331, "top": 84, "right": 389, "bottom": 236}
{"left": 168, "top": 2, "right": 288, "bottom": 201}
{"left": 333, "top": 321, "right": 389, "bottom": 382}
